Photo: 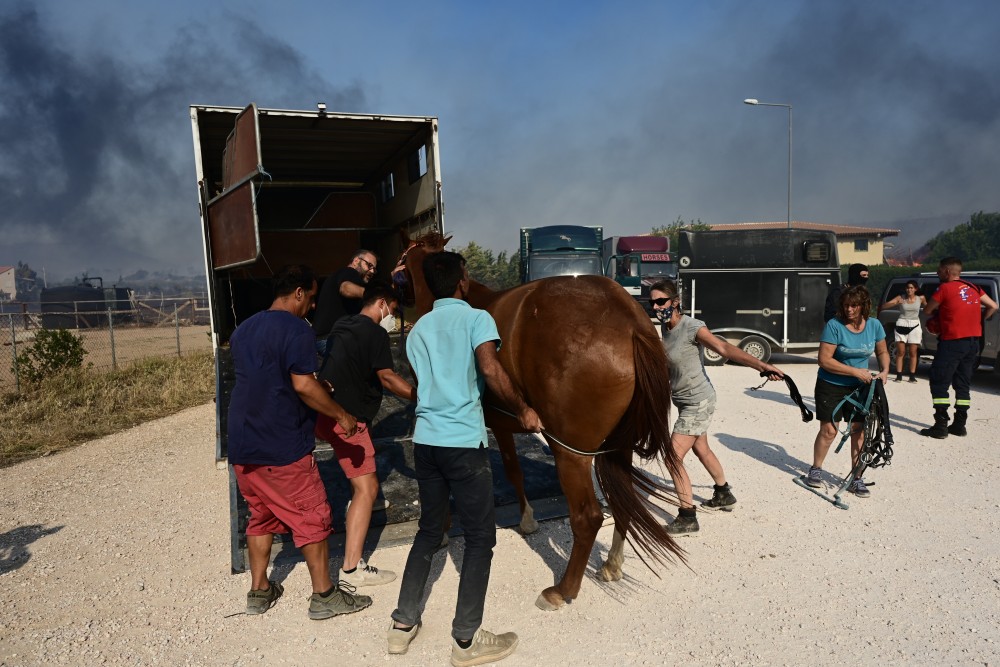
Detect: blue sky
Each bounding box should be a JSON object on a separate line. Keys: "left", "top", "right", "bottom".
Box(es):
{"left": 2, "top": 0, "right": 999, "bottom": 279}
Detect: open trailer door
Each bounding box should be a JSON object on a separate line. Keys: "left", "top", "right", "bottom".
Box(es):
{"left": 204, "top": 104, "right": 263, "bottom": 270}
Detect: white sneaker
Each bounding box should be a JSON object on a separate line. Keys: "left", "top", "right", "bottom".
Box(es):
{"left": 340, "top": 558, "right": 396, "bottom": 587}
{"left": 387, "top": 620, "right": 420, "bottom": 654}
{"left": 451, "top": 628, "right": 519, "bottom": 667}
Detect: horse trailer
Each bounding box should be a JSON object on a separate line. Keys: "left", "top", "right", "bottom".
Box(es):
{"left": 190, "top": 103, "right": 445, "bottom": 571}
{"left": 675, "top": 228, "right": 840, "bottom": 364}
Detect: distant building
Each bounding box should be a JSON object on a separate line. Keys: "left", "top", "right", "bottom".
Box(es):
{"left": 0, "top": 266, "right": 15, "bottom": 302}
{"left": 709, "top": 222, "right": 900, "bottom": 266}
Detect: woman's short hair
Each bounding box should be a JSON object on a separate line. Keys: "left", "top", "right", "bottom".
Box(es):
{"left": 649, "top": 279, "right": 679, "bottom": 300}
{"left": 837, "top": 285, "right": 872, "bottom": 321}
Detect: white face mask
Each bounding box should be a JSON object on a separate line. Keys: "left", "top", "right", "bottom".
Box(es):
{"left": 378, "top": 304, "right": 397, "bottom": 333}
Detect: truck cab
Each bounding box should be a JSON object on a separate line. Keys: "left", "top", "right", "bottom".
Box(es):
{"left": 519, "top": 225, "right": 604, "bottom": 283}
{"left": 603, "top": 235, "right": 678, "bottom": 317}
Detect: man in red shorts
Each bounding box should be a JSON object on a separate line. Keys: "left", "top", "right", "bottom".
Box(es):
{"left": 228, "top": 264, "right": 371, "bottom": 619}
{"left": 315, "top": 282, "right": 416, "bottom": 594}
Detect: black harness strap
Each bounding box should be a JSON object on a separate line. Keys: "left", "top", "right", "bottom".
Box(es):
{"left": 750, "top": 374, "right": 814, "bottom": 422}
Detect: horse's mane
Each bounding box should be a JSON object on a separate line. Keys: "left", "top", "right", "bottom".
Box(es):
{"left": 413, "top": 232, "right": 449, "bottom": 250}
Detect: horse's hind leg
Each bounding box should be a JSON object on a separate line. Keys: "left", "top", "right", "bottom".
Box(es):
{"left": 493, "top": 428, "right": 538, "bottom": 534}
{"left": 537, "top": 455, "right": 602, "bottom": 611}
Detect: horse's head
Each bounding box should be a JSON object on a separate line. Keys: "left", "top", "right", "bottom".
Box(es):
{"left": 394, "top": 231, "right": 452, "bottom": 318}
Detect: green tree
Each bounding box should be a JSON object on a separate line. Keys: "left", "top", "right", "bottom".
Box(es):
{"left": 453, "top": 242, "right": 521, "bottom": 290}
{"left": 650, "top": 216, "right": 713, "bottom": 250}
{"left": 926, "top": 211, "right": 1000, "bottom": 262}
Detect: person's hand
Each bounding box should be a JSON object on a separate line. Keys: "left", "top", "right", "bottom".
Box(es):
{"left": 761, "top": 364, "right": 784, "bottom": 381}
{"left": 875, "top": 369, "right": 890, "bottom": 384}
{"left": 338, "top": 413, "right": 358, "bottom": 438}
{"left": 855, "top": 369, "right": 875, "bottom": 384}
{"left": 518, "top": 407, "right": 544, "bottom": 433}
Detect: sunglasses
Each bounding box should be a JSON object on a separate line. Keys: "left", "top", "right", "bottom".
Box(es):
{"left": 649, "top": 297, "right": 674, "bottom": 306}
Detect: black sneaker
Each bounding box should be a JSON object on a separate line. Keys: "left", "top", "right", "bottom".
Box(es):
{"left": 908, "top": 376, "right": 918, "bottom": 383}
{"left": 892, "top": 374, "right": 903, "bottom": 382}
{"left": 702, "top": 484, "right": 737, "bottom": 511}
{"left": 666, "top": 515, "right": 699, "bottom": 536}
{"left": 246, "top": 581, "right": 283, "bottom": 615}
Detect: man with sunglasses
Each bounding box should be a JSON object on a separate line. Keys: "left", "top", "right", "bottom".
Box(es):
{"left": 314, "top": 250, "right": 379, "bottom": 356}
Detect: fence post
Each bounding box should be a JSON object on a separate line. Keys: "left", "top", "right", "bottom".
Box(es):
{"left": 175, "top": 304, "right": 181, "bottom": 357}
{"left": 9, "top": 314, "right": 19, "bottom": 393}
{"left": 108, "top": 308, "right": 118, "bottom": 371}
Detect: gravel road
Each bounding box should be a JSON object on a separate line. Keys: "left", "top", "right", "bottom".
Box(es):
{"left": 2, "top": 356, "right": 999, "bottom": 666}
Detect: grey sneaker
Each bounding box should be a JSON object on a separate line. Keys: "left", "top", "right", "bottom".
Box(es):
{"left": 804, "top": 466, "right": 823, "bottom": 489}
{"left": 451, "top": 628, "right": 519, "bottom": 667}
{"left": 246, "top": 581, "right": 283, "bottom": 615}
{"left": 849, "top": 478, "right": 871, "bottom": 498}
{"left": 665, "top": 515, "right": 700, "bottom": 536}
{"left": 702, "top": 483, "right": 737, "bottom": 510}
{"left": 387, "top": 621, "right": 420, "bottom": 655}
{"left": 308, "top": 582, "right": 372, "bottom": 620}
{"left": 341, "top": 558, "right": 396, "bottom": 588}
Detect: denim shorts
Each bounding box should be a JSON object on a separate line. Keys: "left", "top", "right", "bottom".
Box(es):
{"left": 673, "top": 395, "right": 717, "bottom": 436}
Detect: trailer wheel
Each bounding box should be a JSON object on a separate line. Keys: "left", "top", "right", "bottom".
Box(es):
{"left": 702, "top": 335, "right": 729, "bottom": 366}
{"left": 738, "top": 335, "right": 771, "bottom": 364}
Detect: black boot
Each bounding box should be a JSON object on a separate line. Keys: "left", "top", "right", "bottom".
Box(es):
{"left": 702, "top": 483, "right": 737, "bottom": 510}
{"left": 948, "top": 408, "right": 968, "bottom": 436}
{"left": 920, "top": 408, "right": 949, "bottom": 439}
{"left": 667, "top": 507, "right": 699, "bottom": 536}
{"left": 893, "top": 373, "right": 903, "bottom": 382}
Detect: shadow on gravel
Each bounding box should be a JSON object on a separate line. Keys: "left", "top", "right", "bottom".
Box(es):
{"left": 715, "top": 433, "right": 811, "bottom": 480}
{"left": 0, "top": 524, "right": 63, "bottom": 574}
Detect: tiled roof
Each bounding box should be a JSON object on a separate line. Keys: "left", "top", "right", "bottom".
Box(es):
{"left": 710, "top": 222, "right": 900, "bottom": 238}
{"left": 0, "top": 266, "right": 15, "bottom": 273}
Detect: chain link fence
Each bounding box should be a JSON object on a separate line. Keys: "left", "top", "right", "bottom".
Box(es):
{"left": 2, "top": 298, "right": 213, "bottom": 394}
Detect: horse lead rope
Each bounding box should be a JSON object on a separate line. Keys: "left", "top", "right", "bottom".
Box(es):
{"left": 750, "top": 374, "right": 814, "bottom": 422}
{"left": 486, "top": 405, "right": 614, "bottom": 457}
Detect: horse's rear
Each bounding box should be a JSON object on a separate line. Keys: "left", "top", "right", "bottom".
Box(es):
{"left": 476, "top": 275, "right": 684, "bottom": 609}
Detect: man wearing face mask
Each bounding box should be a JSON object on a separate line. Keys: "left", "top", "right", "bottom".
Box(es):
{"left": 315, "top": 281, "right": 417, "bottom": 592}
{"left": 824, "top": 263, "right": 870, "bottom": 323}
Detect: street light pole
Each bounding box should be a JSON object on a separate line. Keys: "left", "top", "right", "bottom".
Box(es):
{"left": 744, "top": 98, "right": 792, "bottom": 229}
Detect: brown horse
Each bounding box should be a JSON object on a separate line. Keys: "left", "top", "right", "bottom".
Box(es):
{"left": 398, "top": 232, "right": 684, "bottom": 610}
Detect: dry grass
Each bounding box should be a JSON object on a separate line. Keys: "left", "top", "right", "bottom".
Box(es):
{"left": 0, "top": 350, "right": 215, "bottom": 467}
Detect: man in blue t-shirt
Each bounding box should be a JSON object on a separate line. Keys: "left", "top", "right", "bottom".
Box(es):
{"left": 387, "top": 252, "right": 543, "bottom": 665}
{"left": 228, "top": 264, "right": 369, "bottom": 620}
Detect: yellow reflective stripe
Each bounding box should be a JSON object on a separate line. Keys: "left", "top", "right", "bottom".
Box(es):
{"left": 932, "top": 398, "right": 951, "bottom": 405}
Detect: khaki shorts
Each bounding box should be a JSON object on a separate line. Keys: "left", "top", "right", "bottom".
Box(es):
{"left": 673, "top": 395, "right": 717, "bottom": 436}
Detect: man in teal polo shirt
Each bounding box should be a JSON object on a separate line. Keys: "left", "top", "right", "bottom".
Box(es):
{"left": 387, "top": 251, "right": 543, "bottom": 666}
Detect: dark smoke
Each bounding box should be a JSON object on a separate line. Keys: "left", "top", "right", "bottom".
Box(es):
{"left": 0, "top": 4, "right": 366, "bottom": 280}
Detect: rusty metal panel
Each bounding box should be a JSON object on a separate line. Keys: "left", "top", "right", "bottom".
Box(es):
{"left": 207, "top": 181, "right": 259, "bottom": 269}
{"left": 222, "top": 104, "right": 262, "bottom": 191}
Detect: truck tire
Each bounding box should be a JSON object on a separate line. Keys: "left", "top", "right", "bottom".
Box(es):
{"left": 738, "top": 335, "right": 771, "bottom": 364}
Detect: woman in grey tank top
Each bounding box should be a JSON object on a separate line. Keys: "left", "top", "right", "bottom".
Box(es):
{"left": 650, "top": 280, "right": 786, "bottom": 537}
{"left": 878, "top": 280, "right": 926, "bottom": 382}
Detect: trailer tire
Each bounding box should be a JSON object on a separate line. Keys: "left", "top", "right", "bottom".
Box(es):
{"left": 738, "top": 335, "right": 771, "bottom": 364}
{"left": 702, "top": 335, "right": 729, "bottom": 366}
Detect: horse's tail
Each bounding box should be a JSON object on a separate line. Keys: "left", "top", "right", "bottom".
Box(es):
{"left": 594, "top": 328, "right": 686, "bottom": 566}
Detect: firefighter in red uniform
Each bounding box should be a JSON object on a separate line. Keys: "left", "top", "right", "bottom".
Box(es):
{"left": 920, "top": 257, "right": 998, "bottom": 438}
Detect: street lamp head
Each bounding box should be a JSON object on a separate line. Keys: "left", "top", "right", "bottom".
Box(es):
{"left": 743, "top": 98, "right": 759, "bottom": 105}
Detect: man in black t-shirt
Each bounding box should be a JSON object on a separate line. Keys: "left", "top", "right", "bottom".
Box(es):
{"left": 314, "top": 249, "right": 378, "bottom": 355}
{"left": 315, "top": 282, "right": 416, "bottom": 595}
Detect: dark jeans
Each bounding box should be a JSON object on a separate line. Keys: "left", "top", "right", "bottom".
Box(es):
{"left": 929, "top": 337, "right": 979, "bottom": 407}
{"left": 391, "top": 443, "right": 496, "bottom": 641}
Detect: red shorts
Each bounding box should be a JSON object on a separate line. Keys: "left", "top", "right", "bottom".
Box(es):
{"left": 233, "top": 453, "right": 332, "bottom": 548}
{"left": 314, "top": 415, "right": 377, "bottom": 479}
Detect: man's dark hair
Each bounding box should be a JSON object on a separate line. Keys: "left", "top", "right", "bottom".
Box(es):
{"left": 362, "top": 281, "right": 400, "bottom": 308}
{"left": 423, "top": 251, "right": 466, "bottom": 299}
{"left": 273, "top": 264, "right": 315, "bottom": 297}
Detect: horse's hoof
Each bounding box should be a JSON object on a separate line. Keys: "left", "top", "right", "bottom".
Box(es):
{"left": 534, "top": 588, "right": 565, "bottom": 611}
{"left": 598, "top": 564, "right": 622, "bottom": 582}
{"left": 519, "top": 517, "right": 539, "bottom": 535}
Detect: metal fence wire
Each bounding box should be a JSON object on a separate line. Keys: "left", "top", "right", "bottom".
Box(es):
{"left": 2, "top": 298, "right": 213, "bottom": 394}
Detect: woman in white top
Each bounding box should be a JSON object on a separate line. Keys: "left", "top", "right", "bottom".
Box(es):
{"left": 878, "top": 280, "right": 926, "bottom": 383}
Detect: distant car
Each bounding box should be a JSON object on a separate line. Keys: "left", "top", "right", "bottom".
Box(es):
{"left": 877, "top": 271, "right": 1000, "bottom": 371}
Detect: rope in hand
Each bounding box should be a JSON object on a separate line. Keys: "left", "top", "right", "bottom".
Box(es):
{"left": 750, "top": 374, "right": 814, "bottom": 422}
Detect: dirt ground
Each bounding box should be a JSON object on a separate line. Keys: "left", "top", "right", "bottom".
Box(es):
{"left": 2, "top": 354, "right": 999, "bottom": 666}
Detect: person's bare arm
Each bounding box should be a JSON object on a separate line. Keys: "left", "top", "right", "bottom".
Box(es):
{"left": 377, "top": 368, "right": 417, "bottom": 402}
{"left": 873, "top": 339, "right": 890, "bottom": 384}
{"left": 878, "top": 295, "right": 902, "bottom": 313}
{"left": 474, "top": 341, "right": 543, "bottom": 432}
{"left": 339, "top": 281, "right": 365, "bottom": 299}
{"left": 818, "top": 342, "right": 875, "bottom": 384}
{"left": 982, "top": 293, "right": 998, "bottom": 321}
{"left": 291, "top": 373, "right": 357, "bottom": 436}
{"left": 695, "top": 327, "right": 784, "bottom": 380}
{"left": 924, "top": 297, "right": 939, "bottom": 316}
